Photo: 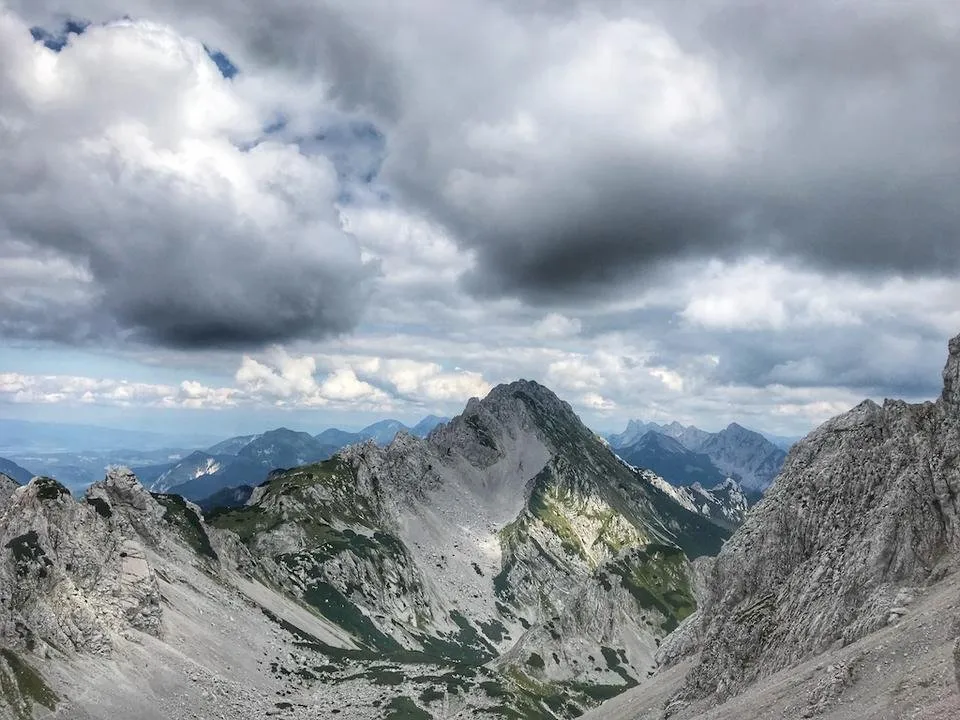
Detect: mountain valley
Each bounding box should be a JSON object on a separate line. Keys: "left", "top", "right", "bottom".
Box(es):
{"left": 3, "top": 336, "right": 960, "bottom": 719}
{"left": 0, "top": 381, "right": 729, "bottom": 719}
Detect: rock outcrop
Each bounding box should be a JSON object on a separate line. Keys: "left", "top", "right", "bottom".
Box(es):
{"left": 207, "top": 380, "right": 731, "bottom": 711}
{"left": 672, "top": 332, "right": 960, "bottom": 703}
{"left": 0, "top": 380, "right": 740, "bottom": 719}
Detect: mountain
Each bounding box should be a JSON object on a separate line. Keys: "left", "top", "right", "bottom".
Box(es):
{"left": 152, "top": 451, "right": 267, "bottom": 502}
{"left": 0, "top": 456, "right": 34, "bottom": 485}
{"left": 210, "top": 381, "right": 731, "bottom": 700}
{"left": 610, "top": 420, "right": 786, "bottom": 492}
{"left": 311, "top": 415, "right": 446, "bottom": 454}
{"left": 616, "top": 457, "right": 750, "bottom": 533}
{"left": 583, "top": 332, "right": 960, "bottom": 720}
{"left": 617, "top": 431, "right": 727, "bottom": 488}
{"left": 607, "top": 419, "right": 658, "bottom": 447}
{"left": 235, "top": 427, "right": 333, "bottom": 469}
{"left": 206, "top": 434, "right": 260, "bottom": 456}
{"left": 694, "top": 423, "right": 787, "bottom": 491}
{"left": 313, "top": 427, "right": 363, "bottom": 448}
{"left": 149, "top": 429, "right": 335, "bottom": 501}
{"left": 0, "top": 380, "right": 732, "bottom": 719}
{"left": 655, "top": 421, "right": 713, "bottom": 451}
{"left": 410, "top": 415, "right": 449, "bottom": 437}
{"left": 673, "top": 479, "right": 750, "bottom": 532}
{"left": 356, "top": 418, "right": 409, "bottom": 444}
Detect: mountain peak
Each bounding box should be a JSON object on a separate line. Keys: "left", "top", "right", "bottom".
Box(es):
{"left": 942, "top": 332, "right": 960, "bottom": 406}
{"left": 261, "top": 427, "right": 306, "bottom": 438}
{"left": 431, "top": 379, "right": 584, "bottom": 468}
{"left": 103, "top": 465, "right": 141, "bottom": 490}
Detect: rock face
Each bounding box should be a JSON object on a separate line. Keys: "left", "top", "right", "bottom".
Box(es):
{"left": 0, "top": 380, "right": 738, "bottom": 720}
{"left": 207, "top": 380, "right": 731, "bottom": 712}
{"left": 0, "top": 472, "right": 163, "bottom": 657}
{"left": 670, "top": 333, "right": 960, "bottom": 704}
{"left": 692, "top": 423, "right": 786, "bottom": 492}
{"left": 954, "top": 636, "right": 960, "bottom": 690}
{"left": 0, "top": 473, "right": 19, "bottom": 508}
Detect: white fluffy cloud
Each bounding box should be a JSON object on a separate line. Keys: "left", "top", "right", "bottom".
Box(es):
{"left": 231, "top": 349, "right": 490, "bottom": 410}
{"left": 0, "top": 8, "right": 370, "bottom": 347}
{"left": 0, "top": 372, "right": 237, "bottom": 408}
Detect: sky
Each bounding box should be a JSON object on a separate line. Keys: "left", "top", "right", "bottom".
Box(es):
{"left": 0, "top": 0, "right": 958, "bottom": 439}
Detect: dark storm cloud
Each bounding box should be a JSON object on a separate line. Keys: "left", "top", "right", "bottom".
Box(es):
{"left": 6, "top": 0, "right": 960, "bottom": 348}
{"left": 377, "top": 0, "right": 960, "bottom": 300}
{"left": 0, "top": 10, "right": 372, "bottom": 349}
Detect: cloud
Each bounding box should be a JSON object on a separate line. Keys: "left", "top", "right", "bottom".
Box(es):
{"left": 374, "top": 0, "right": 960, "bottom": 300}
{"left": 0, "top": 9, "right": 371, "bottom": 349}
{"left": 2, "top": 1, "right": 960, "bottom": 440}
{"left": 232, "top": 348, "right": 490, "bottom": 409}
{"left": 13, "top": 0, "right": 959, "bottom": 309}
{"left": 0, "top": 371, "right": 237, "bottom": 408}
{"left": 581, "top": 392, "right": 616, "bottom": 411}
{"left": 533, "top": 313, "right": 582, "bottom": 339}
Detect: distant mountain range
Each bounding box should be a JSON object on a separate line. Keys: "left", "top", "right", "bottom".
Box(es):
{"left": 608, "top": 420, "right": 788, "bottom": 491}
{"left": 0, "top": 415, "right": 450, "bottom": 497}
{"left": 0, "top": 456, "right": 34, "bottom": 485}
{"left": 153, "top": 416, "right": 451, "bottom": 503}
{"left": 614, "top": 431, "right": 727, "bottom": 488}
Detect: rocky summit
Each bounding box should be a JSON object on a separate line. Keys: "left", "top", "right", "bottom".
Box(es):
{"left": 580, "top": 332, "right": 960, "bottom": 720}
{"left": 0, "top": 380, "right": 731, "bottom": 720}
{"left": 9, "top": 336, "right": 960, "bottom": 720}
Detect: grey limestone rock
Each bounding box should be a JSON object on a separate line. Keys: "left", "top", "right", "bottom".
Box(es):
{"left": 674, "top": 332, "right": 960, "bottom": 703}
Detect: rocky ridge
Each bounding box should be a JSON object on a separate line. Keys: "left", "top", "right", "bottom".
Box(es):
{"left": 585, "top": 331, "right": 960, "bottom": 719}
{"left": 0, "top": 380, "right": 732, "bottom": 719}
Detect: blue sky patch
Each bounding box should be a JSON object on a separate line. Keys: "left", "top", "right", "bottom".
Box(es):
{"left": 30, "top": 19, "right": 90, "bottom": 51}
{"left": 204, "top": 46, "right": 239, "bottom": 79}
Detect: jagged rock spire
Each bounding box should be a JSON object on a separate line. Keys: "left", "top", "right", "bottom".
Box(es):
{"left": 942, "top": 333, "right": 960, "bottom": 407}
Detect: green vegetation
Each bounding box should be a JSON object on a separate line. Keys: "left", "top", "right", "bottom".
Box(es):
{"left": 384, "top": 695, "right": 432, "bottom": 719}
{"left": 85, "top": 496, "right": 112, "bottom": 519}
{"left": 33, "top": 477, "right": 69, "bottom": 501}
{"left": 151, "top": 494, "right": 218, "bottom": 560}
{"left": 0, "top": 649, "right": 57, "bottom": 720}
{"left": 478, "top": 618, "right": 508, "bottom": 643}
{"left": 208, "top": 459, "right": 378, "bottom": 543}
{"left": 260, "top": 458, "right": 380, "bottom": 526}
{"left": 496, "top": 668, "right": 586, "bottom": 719}
{"left": 206, "top": 505, "right": 282, "bottom": 543}
{"left": 4, "top": 531, "right": 53, "bottom": 578}
{"left": 603, "top": 544, "right": 696, "bottom": 633}
{"left": 529, "top": 474, "right": 590, "bottom": 561}
{"left": 419, "top": 686, "right": 444, "bottom": 703}
{"left": 419, "top": 611, "right": 497, "bottom": 664}
{"left": 293, "top": 570, "right": 401, "bottom": 652}
{"left": 599, "top": 646, "right": 636, "bottom": 687}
